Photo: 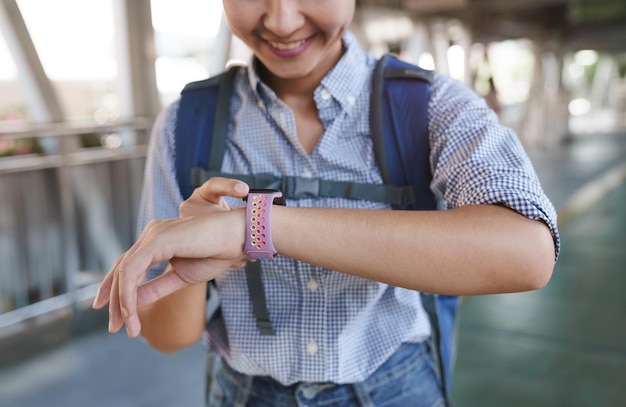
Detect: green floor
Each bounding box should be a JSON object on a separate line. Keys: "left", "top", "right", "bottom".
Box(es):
{"left": 451, "top": 181, "right": 626, "bottom": 406}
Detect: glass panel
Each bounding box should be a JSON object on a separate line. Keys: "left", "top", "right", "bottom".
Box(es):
{"left": 0, "top": 31, "right": 35, "bottom": 156}
{"left": 151, "top": 0, "right": 223, "bottom": 105}
{"left": 16, "top": 0, "right": 119, "bottom": 124}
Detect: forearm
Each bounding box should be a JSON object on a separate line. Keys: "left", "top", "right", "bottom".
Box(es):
{"left": 272, "top": 204, "right": 555, "bottom": 295}
{"left": 138, "top": 272, "right": 207, "bottom": 353}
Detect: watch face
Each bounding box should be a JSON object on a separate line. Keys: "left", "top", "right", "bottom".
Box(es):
{"left": 244, "top": 189, "right": 285, "bottom": 205}
{"left": 248, "top": 189, "right": 281, "bottom": 194}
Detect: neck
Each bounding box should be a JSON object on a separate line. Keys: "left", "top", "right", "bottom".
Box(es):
{"left": 258, "top": 64, "right": 317, "bottom": 101}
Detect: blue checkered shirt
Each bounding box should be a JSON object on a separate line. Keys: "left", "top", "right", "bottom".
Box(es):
{"left": 138, "top": 31, "right": 560, "bottom": 386}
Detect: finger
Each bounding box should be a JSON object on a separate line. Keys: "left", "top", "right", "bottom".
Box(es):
{"left": 135, "top": 254, "right": 245, "bottom": 309}
{"left": 118, "top": 268, "right": 143, "bottom": 338}
{"left": 180, "top": 178, "right": 249, "bottom": 218}
{"left": 116, "top": 242, "right": 162, "bottom": 338}
{"left": 135, "top": 271, "right": 190, "bottom": 309}
{"left": 137, "top": 256, "right": 224, "bottom": 307}
{"left": 108, "top": 237, "right": 150, "bottom": 335}
{"left": 198, "top": 177, "right": 249, "bottom": 205}
{"left": 108, "top": 270, "right": 124, "bottom": 334}
{"left": 116, "top": 214, "right": 243, "bottom": 337}
{"left": 92, "top": 256, "right": 122, "bottom": 309}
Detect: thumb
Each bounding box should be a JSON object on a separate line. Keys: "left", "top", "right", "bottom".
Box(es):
{"left": 196, "top": 177, "right": 249, "bottom": 204}
{"left": 136, "top": 271, "right": 189, "bottom": 309}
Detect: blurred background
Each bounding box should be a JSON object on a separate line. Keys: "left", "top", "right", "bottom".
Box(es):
{"left": 0, "top": 0, "right": 625, "bottom": 406}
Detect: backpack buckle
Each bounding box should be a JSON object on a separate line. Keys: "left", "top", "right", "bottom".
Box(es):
{"left": 288, "top": 176, "right": 321, "bottom": 199}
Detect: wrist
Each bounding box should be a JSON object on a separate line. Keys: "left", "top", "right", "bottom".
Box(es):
{"left": 231, "top": 207, "right": 248, "bottom": 255}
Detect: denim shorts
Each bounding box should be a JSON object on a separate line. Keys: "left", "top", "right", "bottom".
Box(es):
{"left": 205, "top": 341, "right": 446, "bottom": 407}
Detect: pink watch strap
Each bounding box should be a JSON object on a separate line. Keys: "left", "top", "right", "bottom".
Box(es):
{"left": 244, "top": 190, "right": 283, "bottom": 260}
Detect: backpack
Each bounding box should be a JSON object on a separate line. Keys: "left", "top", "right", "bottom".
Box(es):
{"left": 174, "top": 54, "right": 459, "bottom": 401}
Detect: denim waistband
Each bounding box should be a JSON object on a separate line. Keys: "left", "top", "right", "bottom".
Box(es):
{"left": 207, "top": 341, "right": 445, "bottom": 407}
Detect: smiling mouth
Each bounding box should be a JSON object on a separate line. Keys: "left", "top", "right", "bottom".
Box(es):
{"left": 267, "top": 39, "right": 307, "bottom": 51}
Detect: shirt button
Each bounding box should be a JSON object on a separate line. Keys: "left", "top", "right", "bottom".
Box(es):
{"left": 320, "top": 89, "right": 331, "bottom": 100}
{"left": 307, "top": 341, "right": 319, "bottom": 354}
{"left": 257, "top": 100, "right": 265, "bottom": 111}
{"left": 346, "top": 96, "right": 355, "bottom": 106}
{"left": 307, "top": 278, "right": 319, "bottom": 292}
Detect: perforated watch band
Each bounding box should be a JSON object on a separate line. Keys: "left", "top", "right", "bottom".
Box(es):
{"left": 244, "top": 189, "right": 284, "bottom": 260}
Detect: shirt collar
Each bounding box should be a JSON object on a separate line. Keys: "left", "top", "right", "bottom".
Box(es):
{"left": 247, "top": 57, "right": 261, "bottom": 97}
{"left": 317, "top": 30, "right": 370, "bottom": 113}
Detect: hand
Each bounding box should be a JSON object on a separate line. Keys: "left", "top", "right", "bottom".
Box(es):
{"left": 93, "top": 209, "right": 246, "bottom": 337}
{"left": 174, "top": 176, "right": 251, "bottom": 280}
{"left": 92, "top": 178, "right": 249, "bottom": 338}
{"left": 179, "top": 177, "right": 249, "bottom": 217}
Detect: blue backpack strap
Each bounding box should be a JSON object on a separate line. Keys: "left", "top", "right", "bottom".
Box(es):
{"left": 175, "top": 66, "right": 238, "bottom": 199}
{"left": 370, "top": 54, "right": 435, "bottom": 211}
{"left": 372, "top": 54, "right": 458, "bottom": 404}
{"left": 191, "top": 170, "right": 415, "bottom": 205}
{"left": 182, "top": 67, "right": 414, "bottom": 206}
{"left": 175, "top": 66, "right": 275, "bottom": 335}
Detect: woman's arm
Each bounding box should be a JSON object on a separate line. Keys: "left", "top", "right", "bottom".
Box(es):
{"left": 272, "top": 203, "right": 555, "bottom": 295}
{"left": 94, "top": 178, "right": 249, "bottom": 349}
{"left": 137, "top": 280, "right": 207, "bottom": 353}
{"left": 94, "top": 188, "right": 555, "bottom": 340}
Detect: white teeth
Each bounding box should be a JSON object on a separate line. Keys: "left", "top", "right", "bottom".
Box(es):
{"left": 269, "top": 39, "right": 306, "bottom": 50}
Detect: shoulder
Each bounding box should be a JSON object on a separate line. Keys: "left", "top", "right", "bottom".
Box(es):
{"left": 429, "top": 74, "right": 484, "bottom": 107}
{"left": 427, "top": 74, "right": 496, "bottom": 127}
{"left": 158, "top": 99, "right": 180, "bottom": 134}
{"left": 148, "top": 100, "right": 180, "bottom": 157}
{"left": 178, "top": 65, "right": 251, "bottom": 112}
{"left": 181, "top": 65, "right": 243, "bottom": 94}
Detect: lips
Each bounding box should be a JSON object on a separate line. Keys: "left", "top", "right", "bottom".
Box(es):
{"left": 265, "top": 35, "right": 314, "bottom": 57}
{"left": 268, "top": 39, "right": 307, "bottom": 50}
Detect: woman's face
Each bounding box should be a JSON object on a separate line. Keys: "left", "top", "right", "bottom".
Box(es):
{"left": 222, "top": 0, "right": 355, "bottom": 83}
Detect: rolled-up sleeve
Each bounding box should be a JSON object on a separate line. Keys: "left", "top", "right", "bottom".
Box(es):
{"left": 428, "top": 75, "right": 560, "bottom": 259}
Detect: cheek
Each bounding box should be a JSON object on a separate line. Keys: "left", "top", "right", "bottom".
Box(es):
{"left": 222, "top": 1, "right": 261, "bottom": 36}
{"left": 317, "top": 21, "right": 350, "bottom": 44}
{"left": 314, "top": 4, "right": 354, "bottom": 34}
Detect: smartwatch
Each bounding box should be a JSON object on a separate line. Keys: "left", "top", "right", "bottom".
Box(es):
{"left": 243, "top": 189, "right": 285, "bottom": 260}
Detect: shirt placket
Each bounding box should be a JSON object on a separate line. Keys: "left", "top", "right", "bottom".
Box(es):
{"left": 298, "top": 262, "right": 328, "bottom": 380}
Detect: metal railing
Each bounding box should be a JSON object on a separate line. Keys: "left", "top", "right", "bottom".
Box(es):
{"left": 0, "top": 118, "right": 152, "bottom": 330}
